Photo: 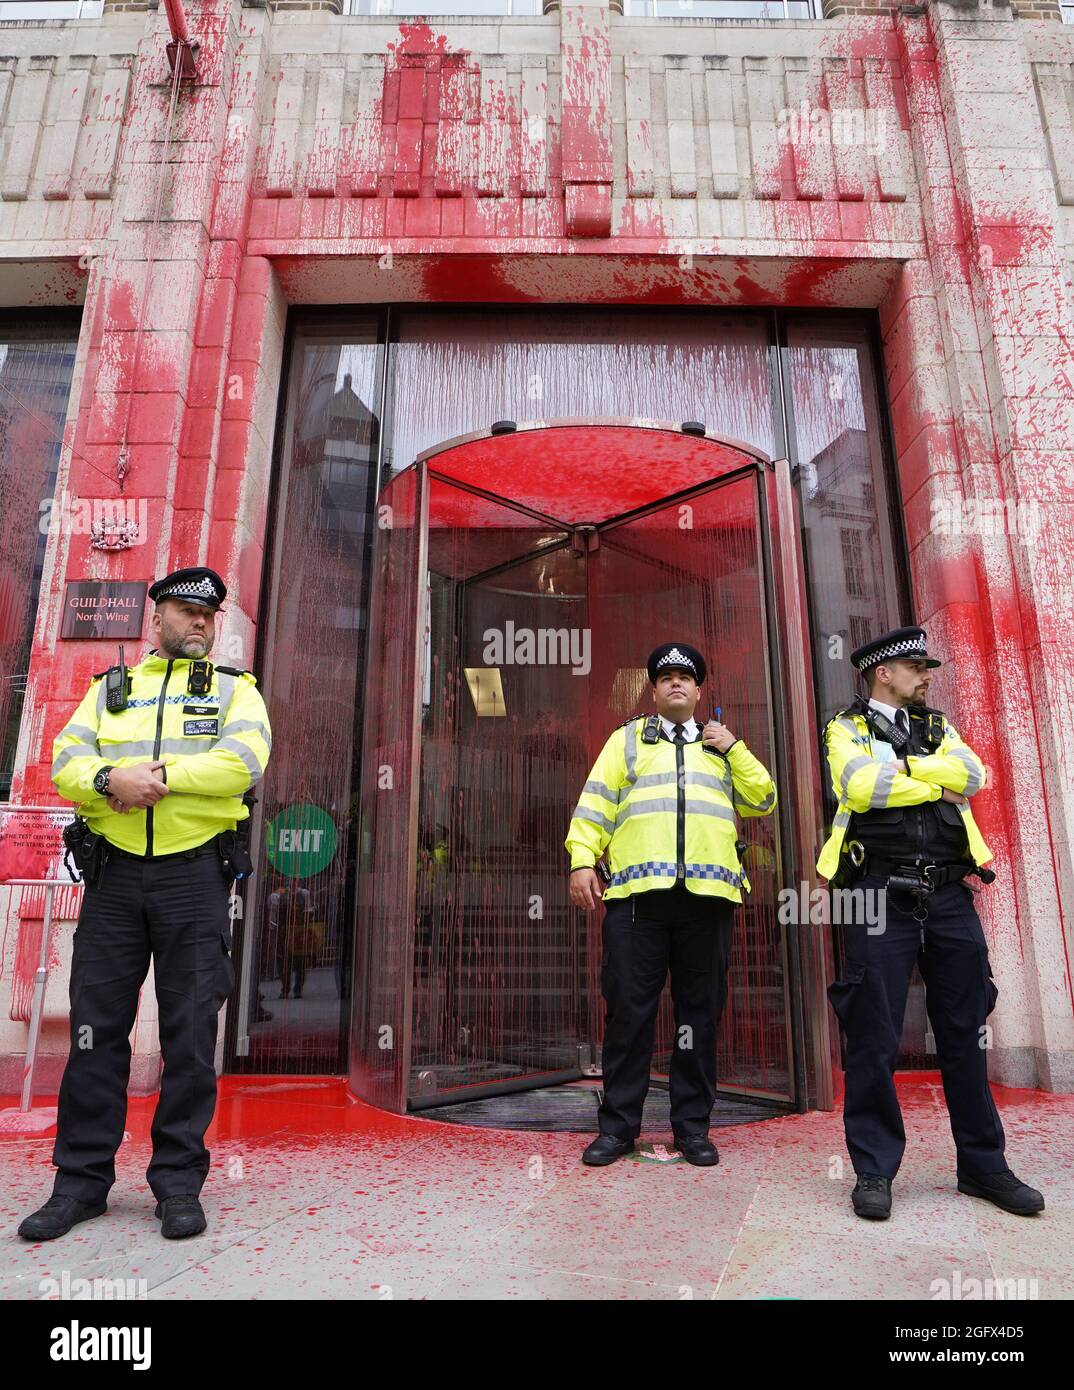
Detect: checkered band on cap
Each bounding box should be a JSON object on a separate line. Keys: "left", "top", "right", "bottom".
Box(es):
{"left": 655, "top": 646, "right": 698, "bottom": 676}
{"left": 857, "top": 637, "right": 926, "bottom": 668}
{"left": 158, "top": 575, "right": 219, "bottom": 601}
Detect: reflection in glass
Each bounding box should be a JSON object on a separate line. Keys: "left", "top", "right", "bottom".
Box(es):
{"left": 0, "top": 318, "right": 79, "bottom": 800}
{"left": 785, "top": 315, "right": 908, "bottom": 727}
{"left": 232, "top": 325, "right": 382, "bottom": 1074}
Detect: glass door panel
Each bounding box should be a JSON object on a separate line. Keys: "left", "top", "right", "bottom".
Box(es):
{"left": 593, "top": 471, "right": 792, "bottom": 1099}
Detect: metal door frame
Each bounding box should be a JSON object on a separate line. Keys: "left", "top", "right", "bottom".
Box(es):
{"left": 359, "top": 420, "right": 831, "bottom": 1114}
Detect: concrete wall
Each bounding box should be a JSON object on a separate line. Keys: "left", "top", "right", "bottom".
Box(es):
{"left": 1, "top": 0, "right": 1072, "bottom": 1099}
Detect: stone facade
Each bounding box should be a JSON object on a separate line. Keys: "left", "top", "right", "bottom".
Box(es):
{"left": 1, "top": 0, "right": 1072, "bottom": 1099}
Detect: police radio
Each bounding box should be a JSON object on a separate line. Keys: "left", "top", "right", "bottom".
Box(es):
{"left": 703, "top": 705, "right": 725, "bottom": 757}
{"left": 104, "top": 645, "right": 130, "bottom": 712}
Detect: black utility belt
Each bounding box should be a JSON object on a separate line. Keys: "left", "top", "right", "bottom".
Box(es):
{"left": 107, "top": 837, "right": 221, "bottom": 864}
{"left": 867, "top": 858, "right": 984, "bottom": 889}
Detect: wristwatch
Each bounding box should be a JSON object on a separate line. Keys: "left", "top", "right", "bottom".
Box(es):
{"left": 93, "top": 765, "right": 115, "bottom": 796}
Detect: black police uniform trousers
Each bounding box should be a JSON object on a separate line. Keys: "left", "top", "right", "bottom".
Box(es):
{"left": 828, "top": 872, "right": 1006, "bottom": 1180}
{"left": 51, "top": 846, "right": 235, "bottom": 1203}
{"left": 599, "top": 882, "right": 734, "bottom": 1141}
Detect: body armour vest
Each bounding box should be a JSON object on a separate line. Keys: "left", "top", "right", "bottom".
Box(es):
{"left": 850, "top": 715, "right": 970, "bottom": 864}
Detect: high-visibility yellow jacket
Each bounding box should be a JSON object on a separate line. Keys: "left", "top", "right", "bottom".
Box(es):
{"left": 51, "top": 651, "right": 272, "bottom": 856}
{"left": 816, "top": 706, "right": 992, "bottom": 880}
{"left": 565, "top": 718, "right": 777, "bottom": 904}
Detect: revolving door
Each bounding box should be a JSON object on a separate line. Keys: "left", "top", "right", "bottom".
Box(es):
{"left": 350, "top": 421, "right": 829, "bottom": 1115}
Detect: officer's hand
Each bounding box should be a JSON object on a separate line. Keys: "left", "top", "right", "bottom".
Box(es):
{"left": 940, "top": 787, "right": 969, "bottom": 805}
{"left": 702, "top": 721, "right": 736, "bottom": 753}
{"left": 569, "top": 868, "right": 603, "bottom": 911}
{"left": 108, "top": 761, "right": 170, "bottom": 809}
{"left": 106, "top": 795, "right": 129, "bottom": 815}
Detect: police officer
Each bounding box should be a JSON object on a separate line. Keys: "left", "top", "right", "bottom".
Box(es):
{"left": 819, "top": 626, "right": 1043, "bottom": 1219}
{"left": 18, "top": 567, "right": 272, "bottom": 1242}
{"left": 566, "top": 643, "right": 777, "bottom": 1166}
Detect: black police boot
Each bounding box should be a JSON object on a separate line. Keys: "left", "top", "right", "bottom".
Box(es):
{"left": 957, "top": 1170, "right": 1045, "bottom": 1215}
{"left": 674, "top": 1135, "right": 719, "bottom": 1167}
{"left": 852, "top": 1174, "right": 893, "bottom": 1220}
{"left": 155, "top": 1194, "right": 207, "bottom": 1238}
{"left": 18, "top": 1194, "right": 107, "bottom": 1241}
{"left": 582, "top": 1135, "right": 635, "bottom": 1166}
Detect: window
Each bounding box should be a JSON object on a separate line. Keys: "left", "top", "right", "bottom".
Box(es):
{"left": 622, "top": 0, "right": 820, "bottom": 16}
{"left": 0, "top": 315, "right": 80, "bottom": 801}
{"left": 782, "top": 314, "right": 910, "bottom": 728}
{"left": 227, "top": 318, "right": 385, "bottom": 1075}
{"left": 840, "top": 526, "right": 869, "bottom": 602}
{"left": 0, "top": 1, "right": 103, "bottom": 20}
{"left": 343, "top": 0, "right": 543, "bottom": 15}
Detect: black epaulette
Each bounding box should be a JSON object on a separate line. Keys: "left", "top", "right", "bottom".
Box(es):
{"left": 215, "top": 666, "right": 249, "bottom": 677}
{"left": 826, "top": 695, "right": 867, "bottom": 725}
{"left": 92, "top": 670, "right": 108, "bottom": 681}
{"left": 616, "top": 714, "right": 645, "bottom": 729}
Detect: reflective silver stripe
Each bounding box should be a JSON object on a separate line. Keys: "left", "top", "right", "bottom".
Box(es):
{"left": 160, "top": 737, "right": 234, "bottom": 756}
{"left": 735, "top": 789, "right": 776, "bottom": 813}
{"left": 96, "top": 680, "right": 108, "bottom": 720}
{"left": 631, "top": 768, "right": 731, "bottom": 794}
{"left": 833, "top": 808, "right": 852, "bottom": 830}
{"left": 220, "top": 718, "right": 273, "bottom": 750}
{"left": 100, "top": 740, "right": 159, "bottom": 759}
{"left": 63, "top": 723, "right": 100, "bottom": 747}
{"left": 948, "top": 746, "right": 983, "bottom": 794}
{"left": 869, "top": 762, "right": 897, "bottom": 807}
{"left": 840, "top": 755, "right": 872, "bottom": 797}
{"left": 582, "top": 778, "right": 618, "bottom": 803}
{"left": 215, "top": 736, "right": 264, "bottom": 781}
{"left": 571, "top": 805, "right": 616, "bottom": 833}
{"left": 684, "top": 800, "right": 737, "bottom": 821}
{"left": 623, "top": 720, "right": 639, "bottom": 786}
{"left": 684, "top": 769, "right": 731, "bottom": 792}
{"left": 632, "top": 771, "right": 679, "bottom": 790}
{"left": 101, "top": 736, "right": 235, "bottom": 759}
{"left": 617, "top": 798, "right": 736, "bottom": 823}
{"left": 51, "top": 744, "right": 100, "bottom": 775}
{"left": 215, "top": 671, "right": 238, "bottom": 725}
{"left": 832, "top": 716, "right": 870, "bottom": 749}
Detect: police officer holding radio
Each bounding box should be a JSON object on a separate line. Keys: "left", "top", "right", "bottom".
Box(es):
{"left": 566, "top": 643, "right": 777, "bottom": 1167}
{"left": 18, "top": 567, "right": 271, "bottom": 1242}
{"left": 818, "top": 626, "right": 1043, "bottom": 1220}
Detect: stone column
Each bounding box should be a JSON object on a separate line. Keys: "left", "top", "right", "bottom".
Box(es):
{"left": 886, "top": 0, "right": 1074, "bottom": 1090}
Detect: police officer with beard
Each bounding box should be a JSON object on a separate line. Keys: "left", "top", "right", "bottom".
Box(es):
{"left": 19, "top": 567, "right": 271, "bottom": 1242}
{"left": 819, "top": 626, "right": 1043, "bottom": 1220}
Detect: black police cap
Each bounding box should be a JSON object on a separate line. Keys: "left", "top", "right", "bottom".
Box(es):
{"left": 647, "top": 643, "right": 706, "bottom": 685}
{"left": 148, "top": 566, "right": 227, "bottom": 611}
{"left": 851, "top": 625, "right": 941, "bottom": 673}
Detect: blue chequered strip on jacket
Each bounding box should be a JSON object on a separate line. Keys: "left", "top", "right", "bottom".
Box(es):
{"left": 606, "top": 861, "right": 746, "bottom": 889}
